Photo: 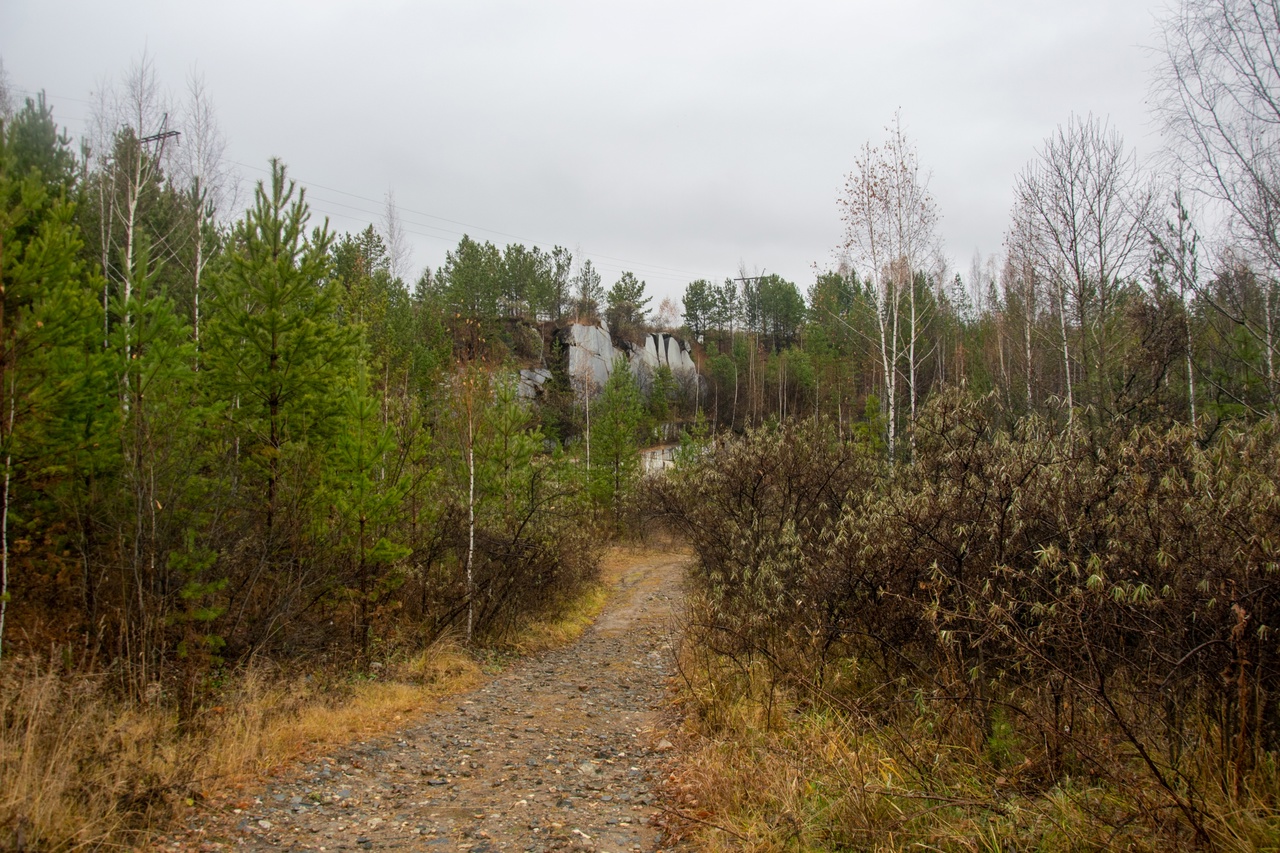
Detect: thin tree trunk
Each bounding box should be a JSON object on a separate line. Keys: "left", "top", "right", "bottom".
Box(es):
{"left": 908, "top": 271, "right": 917, "bottom": 460}
{"left": 124, "top": 150, "right": 140, "bottom": 341}
{"left": 1057, "top": 284, "right": 1074, "bottom": 421}
{"left": 0, "top": 233, "right": 6, "bottom": 662}
{"left": 1266, "top": 287, "right": 1277, "bottom": 407}
{"left": 876, "top": 290, "right": 896, "bottom": 461}
{"left": 1182, "top": 277, "right": 1196, "bottom": 424}
{"left": 888, "top": 279, "right": 900, "bottom": 461}
{"left": 192, "top": 207, "right": 203, "bottom": 364}
{"left": 99, "top": 161, "right": 116, "bottom": 350}
{"left": 1025, "top": 293, "right": 1035, "bottom": 412}
{"left": 731, "top": 359, "right": 738, "bottom": 431}
{"left": 0, "top": 397, "right": 12, "bottom": 662}
{"left": 466, "top": 396, "right": 476, "bottom": 644}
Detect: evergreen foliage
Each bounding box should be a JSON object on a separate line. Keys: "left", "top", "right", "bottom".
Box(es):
{"left": 605, "top": 271, "right": 649, "bottom": 336}
{"left": 590, "top": 357, "right": 643, "bottom": 524}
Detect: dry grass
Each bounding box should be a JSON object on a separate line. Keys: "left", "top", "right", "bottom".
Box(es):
{"left": 504, "top": 582, "right": 610, "bottom": 655}
{"left": 666, "top": 642, "right": 1280, "bottom": 852}
{"left": 0, "top": 641, "right": 483, "bottom": 850}
{"left": 0, "top": 567, "right": 624, "bottom": 851}
{"left": 0, "top": 663, "right": 183, "bottom": 850}
{"left": 193, "top": 640, "right": 483, "bottom": 792}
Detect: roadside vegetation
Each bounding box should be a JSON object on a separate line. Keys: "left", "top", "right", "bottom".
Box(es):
{"left": 652, "top": 398, "right": 1280, "bottom": 849}
{"left": 0, "top": 63, "right": 670, "bottom": 851}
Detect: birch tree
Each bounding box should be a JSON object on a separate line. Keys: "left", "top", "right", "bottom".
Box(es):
{"left": 1156, "top": 0, "right": 1280, "bottom": 403}
{"left": 839, "top": 114, "right": 938, "bottom": 460}
{"left": 1149, "top": 187, "right": 1203, "bottom": 422}
{"left": 0, "top": 59, "right": 13, "bottom": 122}
{"left": 381, "top": 190, "right": 412, "bottom": 285}
{"left": 1013, "top": 114, "right": 1153, "bottom": 421}
{"left": 173, "top": 70, "right": 232, "bottom": 358}
{"left": 84, "top": 52, "right": 180, "bottom": 374}
{"left": 1005, "top": 196, "right": 1047, "bottom": 413}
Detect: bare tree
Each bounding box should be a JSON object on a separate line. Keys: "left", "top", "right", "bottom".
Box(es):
{"left": 654, "top": 296, "right": 680, "bottom": 331}
{"left": 839, "top": 113, "right": 939, "bottom": 459}
{"left": 1005, "top": 196, "right": 1046, "bottom": 412}
{"left": 1149, "top": 186, "right": 1203, "bottom": 422}
{"left": 1155, "top": 0, "right": 1280, "bottom": 400}
{"left": 86, "top": 51, "right": 176, "bottom": 361}
{"left": 381, "top": 190, "right": 413, "bottom": 284}
{"left": 842, "top": 141, "right": 899, "bottom": 457}
{"left": 886, "top": 119, "right": 940, "bottom": 457}
{"left": 1014, "top": 114, "right": 1154, "bottom": 420}
{"left": 174, "top": 69, "right": 233, "bottom": 357}
{"left": 0, "top": 58, "right": 14, "bottom": 122}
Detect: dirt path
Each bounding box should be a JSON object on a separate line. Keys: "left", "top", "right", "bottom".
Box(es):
{"left": 163, "top": 547, "right": 689, "bottom": 852}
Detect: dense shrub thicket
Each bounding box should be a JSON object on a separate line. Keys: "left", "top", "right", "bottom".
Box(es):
{"left": 651, "top": 393, "right": 1280, "bottom": 845}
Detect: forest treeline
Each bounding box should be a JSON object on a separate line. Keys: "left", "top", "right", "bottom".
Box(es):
{"left": 0, "top": 70, "right": 677, "bottom": 732}
{"left": 680, "top": 118, "right": 1270, "bottom": 449}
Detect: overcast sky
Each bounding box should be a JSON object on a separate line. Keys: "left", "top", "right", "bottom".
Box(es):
{"left": 1, "top": 0, "right": 1164, "bottom": 306}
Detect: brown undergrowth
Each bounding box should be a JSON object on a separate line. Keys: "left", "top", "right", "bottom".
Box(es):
{"left": 650, "top": 398, "right": 1280, "bottom": 850}
{"left": 665, "top": 613, "right": 1280, "bottom": 852}
{"left": 0, "top": 641, "right": 479, "bottom": 851}
{"left": 0, "top": 564, "right": 624, "bottom": 852}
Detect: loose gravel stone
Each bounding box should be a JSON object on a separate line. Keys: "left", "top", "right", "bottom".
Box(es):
{"left": 158, "top": 548, "right": 688, "bottom": 852}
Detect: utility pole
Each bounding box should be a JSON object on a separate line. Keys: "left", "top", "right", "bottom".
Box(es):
{"left": 140, "top": 126, "right": 180, "bottom": 147}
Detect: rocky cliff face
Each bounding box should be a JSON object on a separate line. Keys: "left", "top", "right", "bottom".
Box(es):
{"left": 564, "top": 322, "right": 618, "bottom": 393}
{"left": 630, "top": 332, "right": 698, "bottom": 384}
{"left": 517, "top": 321, "right": 701, "bottom": 401}
{"left": 562, "top": 321, "right": 698, "bottom": 397}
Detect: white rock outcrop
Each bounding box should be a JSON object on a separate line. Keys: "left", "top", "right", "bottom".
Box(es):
{"left": 517, "top": 368, "right": 552, "bottom": 399}
{"left": 564, "top": 321, "right": 617, "bottom": 394}
{"left": 631, "top": 333, "right": 698, "bottom": 385}
{"left": 562, "top": 322, "right": 700, "bottom": 399}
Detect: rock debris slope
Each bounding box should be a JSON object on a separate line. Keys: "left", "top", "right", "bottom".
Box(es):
{"left": 166, "top": 548, "right": 687, "bottom": 852}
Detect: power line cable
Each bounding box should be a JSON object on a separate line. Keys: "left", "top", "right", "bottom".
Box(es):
{"left": 11, "top": 88, "right": 718, "bottom": 286}
{"left": 230, "top": 158, "right": 716, "bottom": 283}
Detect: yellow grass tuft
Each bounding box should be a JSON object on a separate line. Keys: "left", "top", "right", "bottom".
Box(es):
{"left": 192, "top": 642, "right": 483, "bottom": 793}
{"left": 505, "top": 582, "right": 610, "bottom": 655}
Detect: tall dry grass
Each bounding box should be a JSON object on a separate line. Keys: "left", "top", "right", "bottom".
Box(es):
{"left": 0, "top": 561, "right": 622, "bottom": 852}
{"left": 1, "top": 660, "right": 193, "bottom": 850}
{"left": 667, "top": 633, "right": 1280, "bottom": 852}
{"left": 0, "top": 638, "right": 481, "bottom": 851}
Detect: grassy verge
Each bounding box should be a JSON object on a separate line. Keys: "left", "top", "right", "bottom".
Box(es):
{"left": 664, "top": 644, "right": 1280, "bottom": 852}
{"left": 504, "top": 582, "right": 610, "bottom": 656}
{"left": 0, "top": 640, "right": 480, "bottom": 851}
{"left": 0, "top": 572, "right": 618, "bottom": 851}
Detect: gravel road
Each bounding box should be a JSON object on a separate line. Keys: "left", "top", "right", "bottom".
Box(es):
{"left": 162, "top": 547, "right": 688, "bottom": 853}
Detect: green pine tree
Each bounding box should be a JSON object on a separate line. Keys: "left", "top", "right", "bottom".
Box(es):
{"left": 0, "top": 112, "right": 111, "bottom": 659}
{"left": 204, "top": 159, "right": 357, "bottom": 531}
{"left": 591, "top": 358, "right": 643, "bottom": 526}
{"left": 320, "top": 360, "right": 410, "bottom": 653}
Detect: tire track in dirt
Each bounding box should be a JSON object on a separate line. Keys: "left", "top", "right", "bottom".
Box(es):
{"left": 163, "top": 547, "right": 688, "bottom": 852}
